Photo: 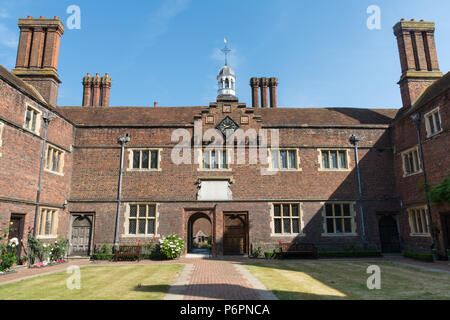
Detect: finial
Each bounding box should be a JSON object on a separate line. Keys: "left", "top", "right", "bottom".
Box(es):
{"left": 221, "top": 38, "right": 231, "bottom": 66}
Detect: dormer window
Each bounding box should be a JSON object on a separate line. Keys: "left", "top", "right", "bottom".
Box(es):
{"left": 24, "top": 105, "right": 41, "bottom": 134}
{"left": 424, "top": 107, "right": 442, "bottom": 137}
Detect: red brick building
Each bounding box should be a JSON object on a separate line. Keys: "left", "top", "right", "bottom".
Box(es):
{"left": 0, "top": 16, "right": 448, "bottom": 258}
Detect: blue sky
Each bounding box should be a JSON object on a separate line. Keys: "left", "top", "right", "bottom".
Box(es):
{"left": 0, "top": 0, "right": 449, "bottom": 108}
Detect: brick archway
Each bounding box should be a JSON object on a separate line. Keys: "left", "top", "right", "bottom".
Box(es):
{"left": 183, "top": 207, "right": 217, "bottom": 256}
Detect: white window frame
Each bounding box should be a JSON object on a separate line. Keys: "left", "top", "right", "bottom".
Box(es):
{"left": 424, "top": 107, "right": 443, "bottom": 138}
{"left": 318, "top": 149, "right": 350, "bottom": 171}
{"left": 123, "top": 203, "right": 160, "bottom": 237}
{"left": 269, "top": 149, "right": 301, "bottom": 171}
{"left": 38, "top": 207, "right": 58, "bottom": 239}
{"left": 45, "top": 144, "right": 65, "bottom": 175}
{"left": 128, "top": 148, "right": 162, "bottom": 171}
{"left": 270, "top": 203, "right": 304, "bottom": 236}
{"left": 321, "top": 202, "right": 357, "bottom": 236}
{"left": 401, "top": 146, "right": 422, "bottom": 177}
{"left": 23, "top": 104, "right": 42, "bottom": 135}
{"left": 408, "top": 206, "right": 431, "bottom": 237}
{"left": 199, "top": 148, "right": 231, "bottom": 171}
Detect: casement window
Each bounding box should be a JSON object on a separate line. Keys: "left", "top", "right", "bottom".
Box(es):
{"left": 408, "top": 206, "right": 430, "bottom": 236}
{"left": 24, "top": 105, "right": 41, "bottom": 134}
{"left": 271, "top": 149, "right": 298, "bottom": 170}
{"left": 202, "top": 149, "right": 228, "bottom": 170}
{"left": 45, "top": 145, "right": 64, "bottom": 174}
{"left": 424, "top": 108, "right": 442, "bottom": 137}
{"left": 323, "top": 203, "right": 356, "bottom": 235}
{"left": 273, "top": 203, "right": 302, "bottom": 234}
{"left": 131, "top": 149, "right": 159, "bottom": 170}
{"left": 320, "top": 150, "right": 348, "bottom": 170}
{"left": 38, "top": 208, "right": 58, "bottom": 237}
{"left": 128, "top": 204, "right": 157, "bottom": 235}
{"left": 402, "top": 147, "right": 421, "bottom": 176}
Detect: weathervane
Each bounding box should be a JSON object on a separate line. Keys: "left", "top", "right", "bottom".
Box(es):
{"left": 221, "top": 38, "right": 231, "bottom": 66}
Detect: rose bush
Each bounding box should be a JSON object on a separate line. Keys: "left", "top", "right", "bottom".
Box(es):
{"left": 159, "top": 234, "right": 185, "bottom": 259}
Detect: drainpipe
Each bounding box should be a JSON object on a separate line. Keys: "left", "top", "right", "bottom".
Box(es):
{"left": 411, "top": 113, "right": 435, "bottom": 252}
{"left": 350, "top": 135, "right": 367, "bottom": 244}
{"left": 33, "top": 113, "right": 53, "bottom": 237}
{"left": 113, "top": 133, "right": 130, "bottom": 252}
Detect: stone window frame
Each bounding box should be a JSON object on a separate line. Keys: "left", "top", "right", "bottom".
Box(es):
{"left": 127, "top": 148, "right": 162, "bottom": 172}
{"left": 317, "top": 149, "right": 351, "bottom": 171}
{"left": 45, "top": 143, "right": 65, "bottom": 176}
{"left": 408, "top": 206, "right": 431, "bottom": 237}
{"left": 424, "top": 107, "right": 443, "bottom": 138}
{"left": 401, "top": 146, "right": 422, "bottom": 177}
{"left": 0, "top": 121, "right": 4, "bottom": 157}
{"left": 122, "top": 203, "right": 160, "bottom": 238}
{"left": 268, "top": 148, "right": 302, "bottom": 171}
{"left": 37, "top": 207, "right": 59, "bottom": 239}
{"left": 23, "top": 103, "right": 42, "bottom": 135}
{"left": 270, "top": 203, "right": 305, "bottom": 237}
{"left": 198, "top": 148, "right": 232, "bottom": 172}
{"left": 321, "top": 202, "right": 357, "bottom": 237}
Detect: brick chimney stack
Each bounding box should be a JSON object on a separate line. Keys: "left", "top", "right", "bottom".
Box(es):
{"left": 82, "top": 73, "right": 112, "bottom": 107}
{"left": 250, "top": 78, "right": 260, "bottom": 108}
{"left": 12, "top": 16, "right": 65, "bottom": 106}
{"left": 259, "top": 77, "right": 269, "bottom": 108}
{"left": 269, "top": 78, "right": 278, "bottom": 109}
{"left": 393, "top": 19, "right": 443, "bottom": 109}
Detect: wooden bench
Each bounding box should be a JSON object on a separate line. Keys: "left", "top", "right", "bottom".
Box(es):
{"left": 115, "top": 245, "right": 142, "bottom": 262}
{"left": 279, "top": 242, "right": 318, "bottom": 259}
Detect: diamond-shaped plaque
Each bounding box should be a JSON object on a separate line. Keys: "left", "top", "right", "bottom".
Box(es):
{"left": 216, "top": 116, "right": 239, "bottom": 136}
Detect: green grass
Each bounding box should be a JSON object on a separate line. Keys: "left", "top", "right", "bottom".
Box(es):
{"left": 245, "top": 261, "right": 450, "bottom": 300}
{"left": 0, "top": 264, "right": 183, "bottom": 300}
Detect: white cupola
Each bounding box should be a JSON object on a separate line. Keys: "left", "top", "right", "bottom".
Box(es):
{"left": 217, "top": 64, "right": 236, "bottom": 97}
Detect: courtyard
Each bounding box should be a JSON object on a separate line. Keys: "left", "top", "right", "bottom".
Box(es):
{"left": 0, "top": 258, "right": 448, "bottom": 300}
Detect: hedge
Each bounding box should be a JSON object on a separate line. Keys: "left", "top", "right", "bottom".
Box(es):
{"left": 91, "top": 253, "right": 115, "bottom": 261}
{"left": 402, "top": 250, "right": 434, "bottom": 262}
{"left": 318, "top": 250, "right": 382, "bottom": 258}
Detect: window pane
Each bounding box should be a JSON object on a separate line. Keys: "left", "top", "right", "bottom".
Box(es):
{"left": 211, "top": 150, "right": 219, "bottom": 169}
{"left": 148, "top": 205, "right": 156, "bottom": 217}
{"left": 412, "top": 211, "right": 418, "bottom": 233}
{"left": 343, "top": 204, "right": 350, "bottom": 216}
{"left": 133, "top": 151, "right": 140, "bottom": 169}
{"left": 142, "top": 151, "right": 149, "bottom": 169}
{"left": 288, "top": 151, "right": 296, "bottom": 169}
{"left": 45, "top": 211, "right": 52, "bottom": 235}
{"left": 147, "top": 219, "right": 155, "bottom": 234}
{"left": 335, "top": 219, "right": 343, "bottom": 233}
{"left": 151, "top": 151, "right": 158, "bottom": 169}
{"left": 322, "top": 152, "right": 329, "bottom": 169}
{"left": 280, "top": 151, "right": 288, "bottom": 169}
{"left": 274, "top": 219, "right": 282, "bottom": 233}
{"left": 272, "top": 151, "right": 279, "bottom": 169}
{"left": 31, "top": 112, "right": 36, "bottom": 132}
{"left": 283, "top": 219, "right": 291, "bottom": 233}
{"left": 417, "top": 211, "right": 423, "bottom": 233}
{"left": 139, "top": 205, "right": 146, "bottom": 217}
{"left": 404, "top": 155, "right": 411, "bottom": 174}
{"left": 40, "top": 211, "right": 45, "bottom": 235}
{"left": 130, "top": 205, "right": 137, "bottom": 217}
{"left": 52, "top": 151, "right": 59, "bottom": 172}
{"left": 344, "top": 218, "right": 352, "bottom": 233}
{"left": 222, "top": 150, "right": 228, "bottom": 169}
{"left": 339, "top": 151, "right": 347, "bottom": 168}
{"left": 26, "top": 109, "right": 31, "bottom": 128}
{"left": 129, "top": 220, "right": 136, "bottom": 234}
{"left": 274, "top": 205, "right": 281, "bottom": 217}
{"left": 326, "top": 219, "right": 334, "bottom": 233}
{"left": 334, "top": 204, "right": 342, "bottom": 216}
{"left": 203, "top": 151, "right": 210, "bottom": 169}
{"left": 325, "top": 204, "right": 333, "bottom": 216}
{"left": 429, "top": 115, "right": 436, "bottom": 134}
{"left": 434, "top": 113, "right": 441, "bottom": 132}
{"left": 413, "top": 151, "right": 419, "bottom": 172}
{"left": 409, "top": 154, "right": 415, "bottom": 173}
{"left": 292, "top": 205, "right": 299, "bottom": 216}
{"left": 282, "top": 205, "right": 290, "bottom": 217}
{"left": 292, "top": 219, "right": 300, "bottom": 233}
{"left": 138, "top": 219, "right": 146, "bottom": 234}
{"left": 46, "top": 148, "right": 51, "bottom": 169}
{"left": 331, "top": 151, "right": 338, "bottom": 168}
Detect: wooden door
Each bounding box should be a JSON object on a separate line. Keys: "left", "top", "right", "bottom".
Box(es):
{"left": 9, "top": 215, "right": 25, "bottom": 262}
{"left": 443, "top": 214, "right": 450, "bottom": 250}
{"left": 71, "top": 216, "right": 92, "bottom": 256}
{"left": 223, "top": 214, "right": 247, "bottom": 255}
{"left": 379, "top": 215, "right": 401, "bottom": 253}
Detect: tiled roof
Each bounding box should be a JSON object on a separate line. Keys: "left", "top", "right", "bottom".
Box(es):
{"left": 411, "top": 71, "right": 450, "bottom": 112}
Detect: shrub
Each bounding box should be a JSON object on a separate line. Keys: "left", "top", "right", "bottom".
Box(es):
{"left": 318, "top": 250, "right": 382, "bottom": 258}
{"left": 402, "top": 250, "right": 434, "bottom": 262}
{"left": 91, "top": 253, "right": 115, "bottom": 261}
{"left": 48, "top": 237, "right": 69, "bottom": 262}
{"left": 264, "top": 251, "right": 275, "bottom": 259}
{"left": 250, "top": 246, "right": 263, "bottom": 258}
{"left": 159, "top": 234, "right": 185, "bottom": 260}
{"left": 0, "top": 226, "right": 18, "bottom": 272}
{"left": 96, "top": 243, "right": 112, "bottom": 255}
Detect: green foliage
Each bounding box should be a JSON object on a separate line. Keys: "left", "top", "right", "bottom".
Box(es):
{"left": 318, "top": 250, "right": 382, "bottom": 258}
{"left": 48, "top": 237, "right": 69, "bottom": 261}
{"left": 427, "top": 178, "right": 450, "bottom": 205}
{"left": 264, "top": 251, "right": 276, "bottom": 259}
{"left": 159, "top": 234, "right": 185, "bottom": 260}
{"left": 250, "top": 246, "right": 264, "bottom": 258}
{"left": 96, "top": 243, "right": 112, "bottom": 254}
{"left": 0, "top": 226, "right": 17, "bottom": 272}
{"left": 91, "top": 253, "right": 115, "bottom": 261}
{"left": 402, "top": 250, "right": 434, "bottom": 262}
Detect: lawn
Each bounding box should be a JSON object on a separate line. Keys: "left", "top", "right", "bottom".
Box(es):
{"left": 0, "top": 264, "right": 183, "bottom": 300}
{"left": 245, "top": 261, "right": 450, "bottom": 300}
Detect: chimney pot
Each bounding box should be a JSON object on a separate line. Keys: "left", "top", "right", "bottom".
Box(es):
{"left": 40, "top": 16, "right": 45, "bottom": 19}
{"left": 27, "top": 16, "right": 32, "bottom": 19}
{"left": 154, "top": 102, "right": 158, "bottom": 108}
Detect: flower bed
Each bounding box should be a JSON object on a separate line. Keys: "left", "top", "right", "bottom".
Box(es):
{"left": 0, "top": 269, "right": 17, "bottom": 276}
{"left": 30, "top": 259, "right": 68, "bottom": 269}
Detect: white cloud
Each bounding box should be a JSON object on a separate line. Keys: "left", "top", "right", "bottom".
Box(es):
{"left": 0, "top": 24, "right": 18, "bottom": 48}
{"left": 0, "top": 9, "right": 9, "bottom": 19}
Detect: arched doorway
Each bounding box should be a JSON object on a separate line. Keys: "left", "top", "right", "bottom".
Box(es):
{"left": 187, "top": 213, "right": 212, "bottom": 254}
{"left": 223, "top": 214, "right": 248, "bottom": 255}
{"left": 378, "top": 215, "right": 401, "bottom": 253}
{"left": 70, "top": 216, "right": 93, "bottom": 256}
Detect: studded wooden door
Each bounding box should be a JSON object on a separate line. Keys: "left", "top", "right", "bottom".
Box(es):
{"left": 71, "top": 216, "right": 92, "bottom": 256}
{"left": 223, "top": 214, "right": 247, "bottom": 255}
{"left": 379, "top": 215, "right": 401, "bottom": 253}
